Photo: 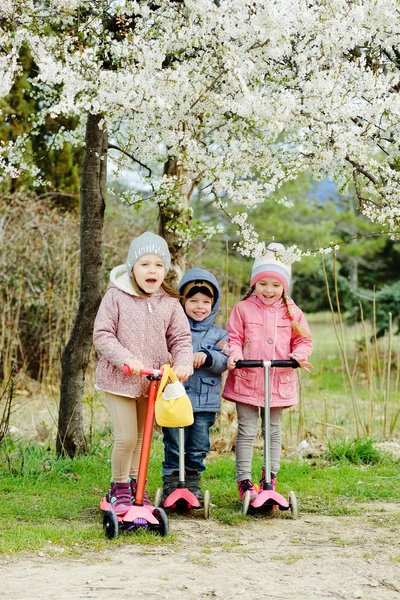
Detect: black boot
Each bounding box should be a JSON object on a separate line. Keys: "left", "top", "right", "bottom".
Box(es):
{"left": 162, "top": 471, "right": 179, "bottom": 500}
{"left": 185, "top": 470, "right": 203, "bottom": 502}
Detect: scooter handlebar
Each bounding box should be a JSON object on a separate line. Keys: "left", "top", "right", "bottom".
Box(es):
{"left": 235, "top": 359, "right": 300, "bottom": 369}
{"left": 123, "top": 365, "right": 164, "bottom": 376}
{"left": 235, "top": 360, "right": 264, "bottom": 369}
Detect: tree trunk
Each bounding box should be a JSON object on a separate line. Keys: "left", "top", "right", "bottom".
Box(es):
{"left": 159, "top": 158, "right": 194, "bottom": 287}
{"left": 57, "top": 114, "right": 107, "bottom": 456}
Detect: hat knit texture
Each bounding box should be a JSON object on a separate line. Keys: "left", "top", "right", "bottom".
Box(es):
{"left": 250, "top": 242, "right": 291, "bottom": 291}
{"left": 126, "top": 232, "right": 171, "bottom": 273}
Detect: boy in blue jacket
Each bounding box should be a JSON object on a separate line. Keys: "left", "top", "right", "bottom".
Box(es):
{"left": 162, "top": 268, "right": 228, "bottom": 501}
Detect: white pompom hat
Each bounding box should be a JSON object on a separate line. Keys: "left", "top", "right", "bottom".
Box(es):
{"left": 250, "top": 242, "right": 291, "bottom": 292}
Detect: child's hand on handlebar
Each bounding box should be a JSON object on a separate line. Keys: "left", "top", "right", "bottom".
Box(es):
{"left": 289, "top": 353, "right": 313, "bottom": 373}
{"left": 227, "top": 355, "right": 241, "bottom": 370}
{"left": 125, "top": 359, "right": 144, "bottom": 376}
{"left": 173, "top": 364, "right": 193, "bottom": 381}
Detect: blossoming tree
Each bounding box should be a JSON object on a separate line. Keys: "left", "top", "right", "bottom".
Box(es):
{"left": 1, "top": 0, "right": 399, "bottom": 454}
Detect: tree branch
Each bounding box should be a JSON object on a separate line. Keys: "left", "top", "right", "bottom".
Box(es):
{"left": 345, "top": 155, "right": 380, "bottom": 186}
{"left": 108, "top": 144, "right": 152, "bottom": 176}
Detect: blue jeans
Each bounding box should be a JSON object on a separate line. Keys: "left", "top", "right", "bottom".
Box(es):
{"left": 162, "top": 412, "right": 216, "bottom": 475}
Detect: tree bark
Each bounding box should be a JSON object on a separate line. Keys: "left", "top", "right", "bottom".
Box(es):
{"left": 159, "top": 158, "right": 194, "bottom": 287}
{"left": 57, "top": 113, "right": 107, "bottom": 456}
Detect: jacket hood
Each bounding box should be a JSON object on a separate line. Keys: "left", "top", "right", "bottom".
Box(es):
{"left": 178, "top": 268, "right": 221, "bottom": 330}
{"left": 109, "top": 264, "right": 139, "bottom": 296}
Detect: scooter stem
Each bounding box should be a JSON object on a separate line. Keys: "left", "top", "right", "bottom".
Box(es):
{"left": 264, "top": 364, "right": 271, "bottom": 485}
{"left": 135, "top": 378, "right": 159, "bottom": 505}
{"left": 179, "top": 427, "right": 185, "bottom": 485}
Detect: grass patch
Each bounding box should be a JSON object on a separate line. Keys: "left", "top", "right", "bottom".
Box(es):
{"left": 0, "top": 434, "right": 399, "bottom": 555}
{"left": 323, "top": 437, "right": 384, "bottom": 465}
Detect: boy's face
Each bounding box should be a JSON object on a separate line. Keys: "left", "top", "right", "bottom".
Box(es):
{"left": 184, "top": 291, "right": 213, "bottom": 321}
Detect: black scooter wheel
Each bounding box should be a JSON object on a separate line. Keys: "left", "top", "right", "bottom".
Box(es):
{"left": 103, "top": 509, "right": 119, "bottom": 539}
{"left": 152, "top": 507, "right": 169, "bottom": 537}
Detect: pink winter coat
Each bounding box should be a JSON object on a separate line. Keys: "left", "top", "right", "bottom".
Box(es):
{"left": 222, "top": 295, "right": 312, "bottom": 408}
{"left": 93, "top": 265, "right": 193, "bottom": 398}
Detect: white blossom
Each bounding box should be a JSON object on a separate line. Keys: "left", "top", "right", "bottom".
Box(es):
{"left": 0, "top": 0, "right": 399, "bottom": 254}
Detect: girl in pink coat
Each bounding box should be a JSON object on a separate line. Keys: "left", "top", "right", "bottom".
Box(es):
{"left": 223, "top": 243, "right": 313, "bottom": 500}
{"left": 93, "top": 232, "right": 193, "bottom": 514}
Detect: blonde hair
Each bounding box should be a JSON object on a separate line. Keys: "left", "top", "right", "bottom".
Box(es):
{"left": 241, "top": 287, "right": 310, "bottom": 338}
{"left": 131, "top": 273, "right": 180, "bottom": 299}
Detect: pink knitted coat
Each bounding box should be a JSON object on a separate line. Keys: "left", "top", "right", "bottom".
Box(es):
{"left": 93, "top": 265, "right": 193, "bottom": 398}
{"left": 223, "top": 294, "right": 312, "bottom": 408}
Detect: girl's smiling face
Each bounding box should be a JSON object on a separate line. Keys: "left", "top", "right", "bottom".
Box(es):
{"left": 254, "top": 277, "right": 283, "bottom": 305}
{"left": 133, "top": 254, "right": 166, "bottom": 294}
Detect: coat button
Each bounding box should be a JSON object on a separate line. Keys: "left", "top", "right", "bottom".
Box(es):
{"left": 267, "top": 338, "right": 273, "bottom": 344}
{"left": 242, "top": 371, "right": 247, "bottom": 377}
{"left": 286, "top": 375, "right": 290, "bottom": 381}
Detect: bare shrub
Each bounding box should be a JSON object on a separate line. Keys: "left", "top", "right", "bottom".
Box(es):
{"left": 0, "top": 375, "right": 14, "bottom": 445}
{"left": 0, "top": 192, "right": 80, "bottom": 384}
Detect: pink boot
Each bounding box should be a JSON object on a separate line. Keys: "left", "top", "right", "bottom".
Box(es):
{"left": 237, "top": 479, "right": 258, "bottom": 500}
{"left": 260, "top": 468, "right": 277, "bottom": 491}
{"left": 130, "top": 478, "right": 151, "bottom": 506}
{"left": 109, "top": 482, "right": 132, "bottom": 515}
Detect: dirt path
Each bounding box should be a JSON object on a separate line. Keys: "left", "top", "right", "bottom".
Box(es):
{"left": 1, "top": 504, "right": 399, "bottom": 600}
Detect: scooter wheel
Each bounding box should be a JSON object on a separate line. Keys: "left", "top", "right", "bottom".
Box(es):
{"left": 152, "top": 507, "right": 169, "bottom": 537}
{"left": 103, "top": 509, "right": 119, "bottom": 539}
{"left": 203, "top": 489, "right": 211, "bottom": 519}
{"left": 288, "top": 491, "right": 298, "bottom": 519}
{"left": 154, "top": 488, "right": 163, "bottom": 508}
{"left": 241, "top": 490, "right": 251, "bottom": 516}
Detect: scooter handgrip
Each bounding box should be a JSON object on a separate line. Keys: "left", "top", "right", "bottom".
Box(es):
{"left": 235, "top": 360, "right": 264, "bottom": 369}
{"left": 123, "top": 365, "right": 163, "bottom": 376}
{"left": 270, "top": 359, "right": 300, "bottom": 369}
{"left": 141, "top": 367, "right": 163, "bottom": 376}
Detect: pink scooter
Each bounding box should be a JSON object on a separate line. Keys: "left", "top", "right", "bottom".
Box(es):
{"left": 100, "top": 366, "right": 169, "bottom": 538}
{"left": 154, "top": 426, "right": 211, "bottom": 519}
{"left": 235, "top": 359, "right": 299, "bottom": 519}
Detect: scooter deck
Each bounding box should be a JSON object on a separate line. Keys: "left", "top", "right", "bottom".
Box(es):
{"left": 251, "top": 490, "right": 289, "bottom": 510}
{"left": 163, "top": 487, "right": 201, "bottom": 509}
{"left": 100, "top": 496, "right": 159, "bottom": 525}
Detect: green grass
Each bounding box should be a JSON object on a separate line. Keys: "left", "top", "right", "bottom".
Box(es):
{"left": 0, "top": 434, "right": 399, "bottom": 555}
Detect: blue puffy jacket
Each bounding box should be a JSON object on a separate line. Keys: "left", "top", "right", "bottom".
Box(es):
{"left": 178, "top": 268, "right": 228, "bottom": 413}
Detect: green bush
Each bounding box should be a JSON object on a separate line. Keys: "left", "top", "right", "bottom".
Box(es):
{"left": 323, "top": 438, "right": 384, "bottom": 465}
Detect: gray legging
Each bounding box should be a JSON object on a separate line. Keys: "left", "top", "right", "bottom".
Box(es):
{"left": 235, "top": 403, "right": 283, "bottom": 482}
{"left": 105, "top": 392, "right": 147, "bottom": 483}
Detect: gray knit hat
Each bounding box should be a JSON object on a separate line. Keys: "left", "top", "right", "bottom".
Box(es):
{"left": 126, "top": 232, "right": 171, "bottom": 273}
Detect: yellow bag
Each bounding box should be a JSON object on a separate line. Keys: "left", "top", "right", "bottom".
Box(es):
{"left": 155, "top": 364, "right": 194, "bottom": 428}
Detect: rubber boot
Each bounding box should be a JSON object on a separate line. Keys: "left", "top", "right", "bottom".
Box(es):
{"left": 109, "top": 482, "right": 132, "bottom": 515}
{"left": 162, "top": 471, "right": 179, "bottom": 500}
{"left": 185, "top": 470, "right": 203, "bottom": 502}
